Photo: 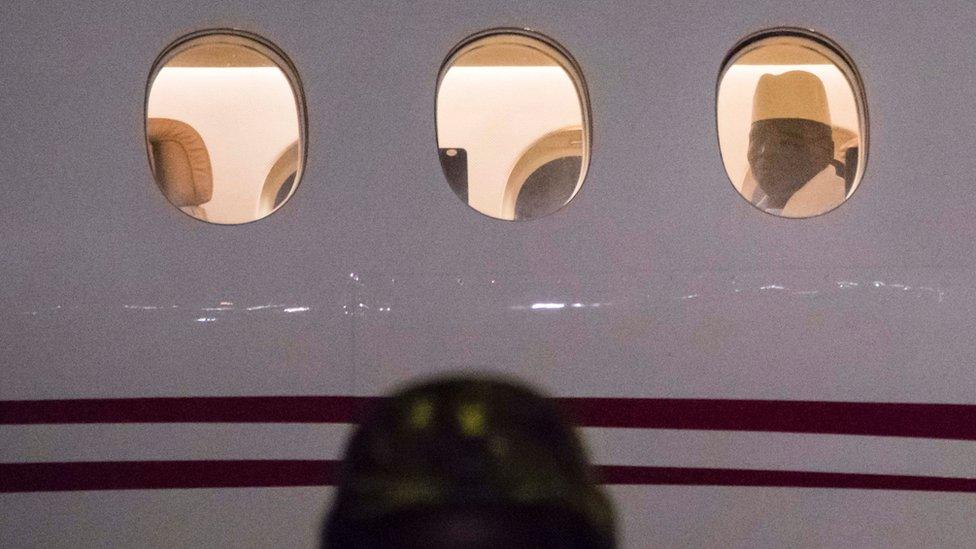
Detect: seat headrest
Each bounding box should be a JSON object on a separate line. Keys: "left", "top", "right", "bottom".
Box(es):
{"left": 147, "top": 118, "right": 213, "bottom": 207}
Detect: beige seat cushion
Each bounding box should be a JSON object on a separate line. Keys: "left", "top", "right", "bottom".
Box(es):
{"left": 147, "top": 118, "right": 213, "bottom": 207}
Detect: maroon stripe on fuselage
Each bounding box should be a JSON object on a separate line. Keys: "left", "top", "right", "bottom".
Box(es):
{"left": 0, "top": 396, "right": 375, "bottom": 425}
{"left": 3, "top": 461, "right": 976, "bottom": 493}
{"left": 2, "top": 397, "right": 975, "bottom": 441}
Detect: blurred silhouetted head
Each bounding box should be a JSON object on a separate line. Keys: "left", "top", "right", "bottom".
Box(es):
{"left": 323, "top": 376, "right": 615, "bottom": 548}
{"left": 747, "top": 71, "right": 834, "bottom": 208}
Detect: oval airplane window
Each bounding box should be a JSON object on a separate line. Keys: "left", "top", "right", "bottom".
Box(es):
{"left": 146, "top": 30, "right": 305, "bottom": 224}
{"left": 436, "top": 29, "right": 591, "bottom": 221}
{"left": 717, "top": 29, "right": 868, "bottom": 218}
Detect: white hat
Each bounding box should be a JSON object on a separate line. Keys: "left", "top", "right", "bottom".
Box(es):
{"left": 752, "top": 71, "right": 831, "bottom": 126}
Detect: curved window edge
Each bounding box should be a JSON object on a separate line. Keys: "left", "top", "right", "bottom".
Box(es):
{"left": 144, "top": 28, "right": 309, "bottom": 225}
{"left": 434, "top": 27, "right": 594, "bottom": 222}
{"left": 715, "top": 27, "right": 869, "bottom": 219}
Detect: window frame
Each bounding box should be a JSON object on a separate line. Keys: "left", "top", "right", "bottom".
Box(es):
{"left": 715, "top": 27, "right": 870, "bottom": 219}
{"left": 144, "top": 28, "right": 309, "bottom": 225}
{"left": 434, "top": 27, "right": 594, "bottom": 222}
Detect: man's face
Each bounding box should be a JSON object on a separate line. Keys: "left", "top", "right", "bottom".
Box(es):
{"left": 748, "top": 119, "right": 833, "bottom": 205}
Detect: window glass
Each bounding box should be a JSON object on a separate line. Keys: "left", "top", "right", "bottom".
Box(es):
{"left": 146, "top": 31, "right": 305, "bottom": 224}
{"left": 436, "top": 30, "right": 591, "bottom": 221}
{"left": 717, "top": 29, "right": 867, "bottom": 218}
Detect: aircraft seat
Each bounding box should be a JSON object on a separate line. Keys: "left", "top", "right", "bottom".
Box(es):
{"left": 146, "top": 117, "right": 213, "bottom": 217}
